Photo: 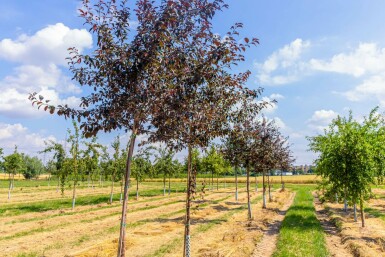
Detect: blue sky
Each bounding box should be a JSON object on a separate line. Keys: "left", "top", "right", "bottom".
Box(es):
{"left": 1, "top": 0, "right": 385, "bottom": 165}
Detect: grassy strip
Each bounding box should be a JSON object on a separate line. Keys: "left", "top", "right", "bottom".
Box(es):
{"left": 0, "top": 186, "right": 189, "bottom": 217}
{"left": 272, "top": 185, "right": 328, "bottom": 257}
{"left": 1, "top": 222, "right": 70, "bottom": 241}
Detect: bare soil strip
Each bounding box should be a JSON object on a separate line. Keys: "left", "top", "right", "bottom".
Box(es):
{"left": 313, "top": 192, "right": 353, "bottom": 257}
{"left": 251, "top": 190, "right": 295, "bottom": 257}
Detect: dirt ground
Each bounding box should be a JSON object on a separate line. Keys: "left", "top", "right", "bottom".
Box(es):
{"left": 316, "top": 189, "right": 385, "bottom": 257}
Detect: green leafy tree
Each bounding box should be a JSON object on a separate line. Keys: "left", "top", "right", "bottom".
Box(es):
{"left": 40, "top": 141, "right": 66, "bottom": 194}
{"left": 202, "top": 145, "right": 227, "bottom": 191}
{"left": 67, "top": 120, "right": 83, "bottom": 210}
{"left": 154, "top": 147, "right": 179, "bottom": 196}
{"left": 83, "top": 137, "right": 103, "bottom": 189}
{"left": 4, "top": 146, "right": 24, "bottom": 199}
{"left": 22, "top": 155, "right": 44, "bottom": 180}
{"left": 308, "top": 108, "right": 384, "bottom": 227}
{"left": 132, "top": 148, "right": 153, "bottom": 200}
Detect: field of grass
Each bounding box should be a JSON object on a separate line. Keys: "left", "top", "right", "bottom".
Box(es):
{"left": 273, "top": 185, "right": 328, "bottom": 257}
{"left": 1, "top": 178, "right": 363, "bottom": 257}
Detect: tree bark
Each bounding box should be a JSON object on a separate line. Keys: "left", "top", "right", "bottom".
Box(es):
{"left": 136, "top": 179, "right": 139, "bottom": 200}
{"left": 360, "top": 196, "right": 365, "bottom": 227}
{"left": 235, "top": 166, "right": 238, "bottom": 202}
{"left": 183, "top": 145, "right": 193, "bottom": 257}
{"left": 344, "top": 187, "right": 348, "bottom": 212}
{"left": 110, "top": 176, "right": 115, "bottom": 204}
{"left": 262, "top": 169, "right": 266, "bottom": 209}
{"left": 117, "top": 125, "right": 137, "bottom": 257}
{"left": 246, "top": 165, "right": 252, "bottom": 220}
{"left": 168, "top": 175, "right": 171, "bottom": 195}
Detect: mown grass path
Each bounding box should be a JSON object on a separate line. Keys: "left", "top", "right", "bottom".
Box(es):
{"left": 272, "top": 185, "right": 328, "bottom": 257}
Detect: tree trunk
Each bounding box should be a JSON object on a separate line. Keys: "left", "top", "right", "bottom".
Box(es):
{"left": 268, "top": 175, "right": 272, "bottom": 202}
{"left": 246, "top": 166, "right": 252, "bottom": 220}
{"left": 168, "top": 175, "right": 171, "bottom": 196}
{"left": 344, "top": 187, "right": 348, "bottom": 212}
{"left": 281, "top": 170, "right": 284, "bottom": 190}
{"left": 335, "top": 193, "right": 338, "bottom": 203}
{"left": 216, "top": 176, "right": 219, "bottom": 191}
{"left": 163, "top": 176, "right": 166, "bottom": 196}
{"left": 120, "top": 176, "right": 124, "bottom": 203}
{"left": 262, "top": 169, "right": 266, "bottom": 209}
{"left": 211, "top": 171, "right": 214, "bottom": 191}
{"left": 353, "top": 203, "right": 357, "bottom": 222}
{"left": 8, "top": 173, "right": 12, "bottom": 200}
{"left": 117, "top": 125, "right": 137, "bottom": 257}
{"left": 183, "top": 145, "right": 193, "bottom": 257}
{"left": 110, "top": 176, "right": 115, "bottom": 204}
{"left": 57, "top": 177, "right": 60, "bottom": 193}
{"left": 72, "top": 180, "right": 77, "bottom": 210}
{"left": 360, "top": 196, "right": 365, "bottom": 227}
{"left": 136, "top": 179, "right": 139, "bottom": 200}
{"left": 255, "top": 174, "right": 258, "bottom": 192}
{"left": 235, "top": 167, "right": 238, "bottom": 202}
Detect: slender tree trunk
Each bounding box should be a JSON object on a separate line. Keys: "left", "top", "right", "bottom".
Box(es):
{"left": 120, "top": 176, "right": 124, "bottom": 203}
{"left": 344, "top": 187, "right": 348, "bottom": 212}
{"left": 360, "top": 196, "right": 365, "bottom": 227}
{"left": 268, "top": 175, "right": 272, "bottom": 202}
{"left": 262, "top": 169, "right": 266, "bottom": 209}
{"left": 235, "top": 167, "right": 238, "bottom": 202}
{"left": 110, "top": 176, "right": 115, "bottom": 204}
{"left": 88, "top": 173, "right": 90, "bottom": 188}
{"left": 117, "top": 126, "right": 137, "bottom": 257}
{"left": 8, "top": 173, "right": 12, "bottom": 200}
{"left": 99, "top": 174, "right": 102, "bottom": 187}
{"left": 255, "top": 174, "right": 258, "bottom": 192}
{"left": 281, "top": 170, "right": 284, "bottom": 190}
{"left": 136, "top": 179, "right": 139, "bottom": 200}
{"left": 216, "top": 176, "right": 218, "bottom": 191}
{"left": 211, "top": 171, "right": 214, "bottom": 191}
{"left": 168, "top": 175, "right": 171, "bottom": 196}
{"left": 57, "top": 177, "right": 60, "bottom": 193}
{"left": 335, "top": 193, "right": 338, "bottom": 203}
{"left": 163, "top": 176, "right": 166, "bottom": 196}
{"left": 246, "top": 166, "right": 252, "bottom": 220}
{"left": 353, "top": 203, "right": 357, "bottom": 222}
{"left": 11, "top": 173, "right": 14, "bottom": 190}
{"left": 72, "top": 179, "right": 77, "bottom": 210}
{"left": 183, "top": 145, "right": 193, "bottom": 257}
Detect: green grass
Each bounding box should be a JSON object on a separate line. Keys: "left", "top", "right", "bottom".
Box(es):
{"left": 273, "top": 185, "right": 328, "bottom": 257}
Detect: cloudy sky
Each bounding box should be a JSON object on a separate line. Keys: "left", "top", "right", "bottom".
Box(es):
{"left": 1, "top": 0, "right": 385, "bottom": 164}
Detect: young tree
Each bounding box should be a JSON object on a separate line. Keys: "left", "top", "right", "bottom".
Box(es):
{"left": 154, "top": 147, "right": 178, "bottom": 196}
{"left": 132, "top": 148, "right": 153, "bottom": 200}
{"left": 40, "top": 141, "right": 66, "bottom": 194}
{"left": 4, "top": 146, "right": 24, "bottom": 199}
{"left": 309, "top": 108, "right": 383, "bottom": 227}
{"left": 22, "top": 155, "right": 44, "bottom": 180}
{"left": 29, "top": 1, "right": 264, "bottom": 255}
{"left": 67, "top": 120, "right": 82, "bottom": 210}
{"left": 83, "top": 137, "right": 102, "bottom": 189}
{"left": 202, "top": 145, "right": 227, "bottom": 191}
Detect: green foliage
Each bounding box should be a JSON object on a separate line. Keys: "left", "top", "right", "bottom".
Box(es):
{"left": 201, "top": 145, "right": 231, "bottom": 176}
{"left": 4, "top": 146, "right": 24, "bottom": 175}
{"left": 308, "top": 108, "right": 385, "bottom": 226}
{"left": 21, "top": 155, "right": 44, "bottom": 179}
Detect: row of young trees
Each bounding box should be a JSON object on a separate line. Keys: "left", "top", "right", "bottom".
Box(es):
{"left": 28, "top": 0, "right": 294, "bottom": 256}
{"left": 309, "top": 107, "right": 385, "bottom": 227}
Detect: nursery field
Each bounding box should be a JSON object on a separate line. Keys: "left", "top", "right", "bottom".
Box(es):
{"left": 2, "top": 178, "right": 385, "bottom": 257}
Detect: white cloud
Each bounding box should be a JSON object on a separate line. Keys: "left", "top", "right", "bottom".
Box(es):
{"left": 307, "top": 109, "right": 339, "bottom": 132}
{"left": 310, "top": 43, "right": 385, "bottom": 77}
{"left": 340, "top": 75, "right": 385, "bottom": 105}
{"left": 0, "top": 64, "right": 81, "bottom": 118}
{"left": 0, "top": 123, "right": 56, "bottom": 156}
{"left": 255, "top": 38, "right": 311, "bottom": 85}
{"left": 0, "top": 23, "right": 92, "bottom": 66}
{"left": 0, "top": 23, "right": 89, "bottom": 118}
